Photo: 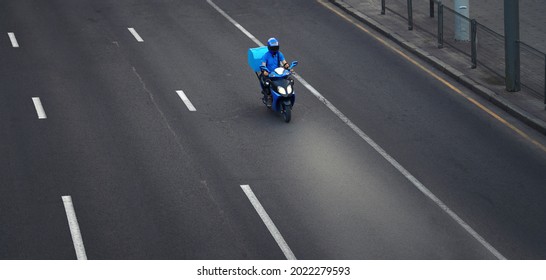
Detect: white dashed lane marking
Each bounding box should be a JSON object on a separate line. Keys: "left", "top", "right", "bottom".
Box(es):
{"left": 240, "top": 184, "right": 296, "bottom": 260}
{"left": 128, "top": 28, "right": 144, "bottom": 42}
{"left": 8, "top": 32, "right": 19, "bottom": 48}
{"left": 176, "top": 90, "right": 197, "bottom": 111}
{"left": 62, "top": 195, "right": 87, "bottom": 260}
{"left": 32, "top": 97, "right": 47, "bottom": 119}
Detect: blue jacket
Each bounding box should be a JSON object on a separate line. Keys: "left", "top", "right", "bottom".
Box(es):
{"left": 260, "top": 51, "right": 285, "bottom": 73}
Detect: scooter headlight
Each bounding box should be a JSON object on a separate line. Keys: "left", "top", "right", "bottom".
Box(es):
{"left": 287, "top": 85, "right": 293, "bottom": 94}
{"left": 277, "top": 86, "right": 286, "bottom": 95}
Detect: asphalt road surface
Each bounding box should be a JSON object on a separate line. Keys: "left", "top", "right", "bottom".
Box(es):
{"left": 2, "top": 0, "right": 546, "bottom": 260}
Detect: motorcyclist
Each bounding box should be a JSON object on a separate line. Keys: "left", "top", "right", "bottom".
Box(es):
{"left": 260, "top": 37, "right": 290, "bottom": 106}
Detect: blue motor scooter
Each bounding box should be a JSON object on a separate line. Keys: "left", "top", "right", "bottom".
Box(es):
{"left": 248, "top": 46, "right": 298, "bottom": 123}
{"left": 259, "top": 63, "right": 298, "bottom": 123}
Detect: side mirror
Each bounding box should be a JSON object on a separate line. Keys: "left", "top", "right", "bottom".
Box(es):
{"left": 290, "top": 61, "right": 298, "bottom": 69}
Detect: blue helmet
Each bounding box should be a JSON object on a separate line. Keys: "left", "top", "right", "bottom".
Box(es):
{"left": 267, "top": 37, "right": 279, "bottom": 53}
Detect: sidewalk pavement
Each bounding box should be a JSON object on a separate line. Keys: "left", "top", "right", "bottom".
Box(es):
{"left": 330, "top": 0, "right": 546, "bottom": 135}
{"left": 440, "top": 0, "right": 546, "bottom": 54}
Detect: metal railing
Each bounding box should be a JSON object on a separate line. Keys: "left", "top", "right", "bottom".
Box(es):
{"left": 519, "top": 42, "right": 546, "bottom": 101}
{"left": 441, "top": 6, "right": 472, "bottom": 58}
{"left": 475, "top": 22, "right": 505, "bottom": 82}
{"left": 380, "top": 0, "right": 546, "bottom": 104}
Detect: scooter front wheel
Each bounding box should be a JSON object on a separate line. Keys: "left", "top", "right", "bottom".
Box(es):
{"left": 282, "top": 104, "right": 291, "bottom": 123}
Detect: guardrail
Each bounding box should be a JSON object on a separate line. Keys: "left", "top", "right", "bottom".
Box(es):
{"left": 519, "top": 42, "right": 546, "bottom": 101}
{"left": 380, "top": 0, "right": 546, "bottom": 105}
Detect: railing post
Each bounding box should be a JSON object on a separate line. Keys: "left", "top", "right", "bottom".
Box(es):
{"left": 381, "top": 0, "right": 385, "bottom": 15}
{"left": 430, "top": 0, "right": 435, "bottom": 17}
{"left": 438, "top": 2, "right": 444, "bottom": 48}
{"left": 471, "top": 19, "right": 477, "bottom": 68}
{"left": 407, "top": 0, "right": 413, "bottom": 30}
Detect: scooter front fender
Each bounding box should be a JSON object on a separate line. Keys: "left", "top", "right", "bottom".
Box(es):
{"left": 271, "top": 90, "right": 282, "bottom": 112}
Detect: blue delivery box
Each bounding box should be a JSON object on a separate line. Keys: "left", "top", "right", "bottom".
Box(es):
{"left": 248, "top": 46, "right": 268, "bottom": 72}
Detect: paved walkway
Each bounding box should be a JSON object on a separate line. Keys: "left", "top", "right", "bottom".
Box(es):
{"left": 441, "top": 0, "right": 546, "bottom": 53}
{"left": 333, "top": 0, "right": 546, "bottom": 135}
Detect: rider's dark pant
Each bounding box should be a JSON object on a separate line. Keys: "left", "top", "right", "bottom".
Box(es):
{"left": 259, "top": 73, "right": 271, "bottom": 95}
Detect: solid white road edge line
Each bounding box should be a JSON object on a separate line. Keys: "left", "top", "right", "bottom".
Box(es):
{"left": 176, "top": 90, "right": 197, "bottom": 111}
{"left": 206, "top": 1, "right": 262, "bottom": 47}
{"left": 8, "top": 32, "right": 19, "bottom": 48}
{"left": 62, "top": 196, "right": 88, "bottom": 260}
{"left": 240, "top": 185, "right": 297, "bottom": 260}
{"left": 208, "top": 0, "right": 506, "bottom": 260}
{"left": 31, "top": 97, "right": 47, "bottom": 119}
{"left": 128, "top": 28, "right": 144, "bottom": 42}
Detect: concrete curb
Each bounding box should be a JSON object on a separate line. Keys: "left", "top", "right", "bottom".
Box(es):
{"left": 330, "top": 0, "right": 546, "bottom": 136}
